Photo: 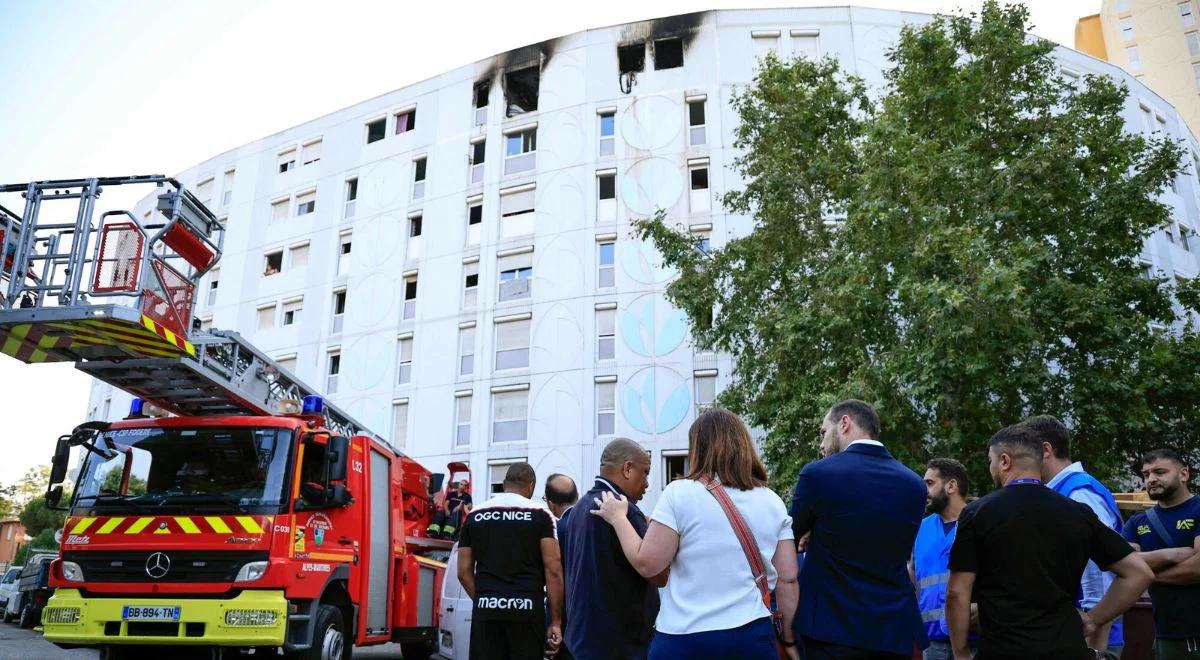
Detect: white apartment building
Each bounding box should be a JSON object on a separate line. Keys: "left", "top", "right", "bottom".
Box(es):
{"left": 87, "top": 7, "right": 1200, "bottom": 506}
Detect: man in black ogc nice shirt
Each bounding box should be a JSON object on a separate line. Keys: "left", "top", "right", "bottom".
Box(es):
{"left": 457, "top": 462, "right": 564, "bottom": 660}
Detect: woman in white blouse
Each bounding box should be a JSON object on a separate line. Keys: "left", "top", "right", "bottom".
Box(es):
{"left": 593, "top": 408, "right": 799, "bottom": 659}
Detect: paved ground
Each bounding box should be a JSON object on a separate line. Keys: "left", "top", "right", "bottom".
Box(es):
{"left": 0, "top": 623, "right": 432, "bottom": 659}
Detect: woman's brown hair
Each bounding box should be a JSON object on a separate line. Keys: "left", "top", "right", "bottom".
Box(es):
{"left": 686, "top": 408, "right": 768, "bottom": 490}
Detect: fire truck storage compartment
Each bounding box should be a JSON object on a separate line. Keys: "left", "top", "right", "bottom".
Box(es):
{"left": 367, "top": 448, "right": 391, "bottom": 632}
{"left": 418, "top": 564, "right": 436, "bottom": 627}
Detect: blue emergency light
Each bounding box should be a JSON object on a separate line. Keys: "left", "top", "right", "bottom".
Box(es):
{"left": 128, "top": 398, "right": 145, "bottom": 418}
{"left": 302, "top": 395, "right": 324, "bottom": 415}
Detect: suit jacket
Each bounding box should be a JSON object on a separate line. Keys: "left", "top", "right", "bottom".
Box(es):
{"left": 790, "top": 441, "right": 929, "bottom": 655}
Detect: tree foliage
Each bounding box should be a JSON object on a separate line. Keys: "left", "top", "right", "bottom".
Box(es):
{"left": 635, "top": 1, "right": 1198, "bottom": 491}
{"left": 18, "top": 494, "right": 66, "bottom": 539}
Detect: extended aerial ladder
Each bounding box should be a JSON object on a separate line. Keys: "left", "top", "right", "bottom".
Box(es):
{"left": 0, "top": 175, "right": 370, "bottom": 438}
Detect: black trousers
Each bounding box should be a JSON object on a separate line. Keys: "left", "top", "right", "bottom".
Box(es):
{"left": 801, "top": 636, "right": 910, "bottom": 660}
{"left": 470, "top": 618, "right": 546, "bottom": 660}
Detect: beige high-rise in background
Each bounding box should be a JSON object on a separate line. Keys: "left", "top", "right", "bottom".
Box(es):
{"left": 1077, "top": 0, "right": 1200, "bottom": 133}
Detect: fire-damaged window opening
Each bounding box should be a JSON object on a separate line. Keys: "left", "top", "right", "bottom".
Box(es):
{"left": 618, "top": 43, "right": 645, "bottom": 73}
{"left": 654, "top": 38, "right": 684, "bottom": 69}
{"left": 475, "top": 81, "right": 491, "bottom": 109}
{"left": 504, "top": 67, "right": 540, "bottom": 117}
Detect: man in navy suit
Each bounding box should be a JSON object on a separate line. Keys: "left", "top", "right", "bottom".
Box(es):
{"left": 790, "top": 399, "right": 929, "bottom": 659}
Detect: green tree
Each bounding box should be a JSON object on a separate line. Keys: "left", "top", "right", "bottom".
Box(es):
{"left": 13, "top": 529, "right": 57, "bottom": 565}
{"left": 636, "top": 1, "right": 1198, "bottom": 491}
{"left": 11, "top": 466, "right": 50, "bottom": 508}
{"left": 99, "top": 467, "right": 146, "bottom": 496}
{"left": 18, "top": 495, "right": 67, "bottom": 539}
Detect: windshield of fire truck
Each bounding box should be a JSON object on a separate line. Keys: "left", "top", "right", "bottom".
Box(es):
{"left": 73, "top": 426, "right": 293, "bottom": 513}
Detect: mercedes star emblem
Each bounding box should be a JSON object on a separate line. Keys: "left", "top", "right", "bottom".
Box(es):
{"left": 145, "top": 552, "right": 171, "bottom": 579}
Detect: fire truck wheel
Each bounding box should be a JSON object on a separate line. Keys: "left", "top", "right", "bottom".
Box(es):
{"left": 289, "top": 604, "right": 351, "bottom": 660}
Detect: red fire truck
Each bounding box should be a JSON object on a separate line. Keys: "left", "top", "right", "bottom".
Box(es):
{"left": 0, "top": 176, "right": 463, "bottom": 659}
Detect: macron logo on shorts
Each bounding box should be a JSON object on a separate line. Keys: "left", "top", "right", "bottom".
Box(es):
{"left": 476, "top": 596, "right": 535, "bottom": 611}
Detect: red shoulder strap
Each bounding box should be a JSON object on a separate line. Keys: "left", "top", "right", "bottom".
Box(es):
{"left": 697, "top": 475, "right": 771, "bottom": 609}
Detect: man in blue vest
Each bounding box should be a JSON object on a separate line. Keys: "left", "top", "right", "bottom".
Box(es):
{"left": 913, "top": 458, "right": 974, "bottom": 660}
{"left": 1024, "top": 415, "right": 1125, "bottom": 657}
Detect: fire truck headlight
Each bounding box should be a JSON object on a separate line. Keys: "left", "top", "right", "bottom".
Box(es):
{"left": 60, "top": 561, "right": 85, "bottom": 582}
{"left": 234, "top": 561, "right": 269, "bottom": 583}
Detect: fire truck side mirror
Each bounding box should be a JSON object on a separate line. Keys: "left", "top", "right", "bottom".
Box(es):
{"left": 46, "top": 485, "right": 64, "bottom": 510}
{"left": 327, "top": 435, "right": 349, "bottom": 483}
{"left": 49, "top": 436, "right": 70, "bottom": 486}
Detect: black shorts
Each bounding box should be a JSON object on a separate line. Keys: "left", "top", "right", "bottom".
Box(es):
{"left": 470, "top": 618, "right": 546, "bottom": 660}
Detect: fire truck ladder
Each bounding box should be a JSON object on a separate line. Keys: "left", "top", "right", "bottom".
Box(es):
{"left": 0, "top": 176, "right": 370, "bottom": 439}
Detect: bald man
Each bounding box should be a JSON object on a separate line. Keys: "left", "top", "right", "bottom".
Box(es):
{"left": 560, "top": 438, "right": 664, "bottom": 660}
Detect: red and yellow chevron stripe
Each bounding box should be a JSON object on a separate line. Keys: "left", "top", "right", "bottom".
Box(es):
{"left": 0, "top": 313, "right": 194, "bottom": 364}
{"left": 65, "top": 515, "right": 270, "bottom": 536}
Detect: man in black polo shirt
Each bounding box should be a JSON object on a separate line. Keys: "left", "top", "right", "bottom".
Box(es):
{"left": 458, "top": 462, "right": 563, "bottom": 660}
{"left": 560, "top": 438, "right": 664, "bottom": 660}
{"left": 1123, "top": 448, "right": 1200, "bottom": 658}
{"left": 946, "top": 425, "right": 1153, "bottom": 660}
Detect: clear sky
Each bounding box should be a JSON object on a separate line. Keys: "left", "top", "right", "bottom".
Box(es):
{"left": 0, "top": 0, "right": 1098, "bottom": 486}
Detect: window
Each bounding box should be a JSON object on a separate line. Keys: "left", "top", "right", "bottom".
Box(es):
{"left": 500, "top": 186, "right": 535, "bottom": 238}
{"left": 222, "top": 170, "right": 235, "bottom": 207}
{"left": 1166, "top": 223, "right": 1177, "bottom": 244}
{"left": 597, "top": 170, "right": 617, "bottom": 223}
{"left": 459, "top": 326, "right": 476, "bottom": 376}
{"left": 618, "top": 42, "right": 646, "bottom": 73}
{"left": 326, "top": 351, "right": 341, "bottom": 394}
{"left": 455, "top": 394, "right": 472, "bottom": 447}
{"left": 492, "top": 389, "right": 529, "bottom": 443}
{"left": 474, "top": 80, "right": 490, "bottom": 126}
{"left": 468, "top": 201, "right": 483, "bottom": 225}
{"left": 296, "top": 191, "right": 316, "bottom": 216}
{"left": 688, "top": 99, "right": 706, "bottom": 146}
{"left": 264, "top": 251, "right": 283, "bottom": 277}
{"left": 257, "top": 303, "right": 277, "bottom": 330}
{"left": 1180, "top": 224, "right": 1193, "bottom": 252}
{"left": 282, "top": 298, "right": 303, "bottom": 326}
{"left": 397, "top": 336, "right": 413, "bottom": 384}
{"left": 664, "top": 452, "right": 690, "bottom": 485}
{"left": 412, "top": 157, "right": 427, "bottom": 200}
{"left": 1184, "top": 2, "right": 1197, "bottom": 27}
{"left": 392, "top": 400, "right": 409, "bottom": 449}
{"left": 403, "top": 275, "right": 418, "bottom": 320}
{"left": 504, "top": 128, "right": 537, "bottom": 175}
{"left": 277, "top": 148, "right": 296, "bottom": 173}
{"left": 690, "top": 165, "right": 710, "bottom": 212}
{"left": 331, "top": 289, "right": 346, "bottom": 334}
{"left": 596, "top": 381, "right": 615, "bottom": 436}
{"left": 495, "top": 317, "right": 530, "bottom": 370}
{"left": 344, "top": 178, "right": 358, "bottom": 219}
{"left": 504, "top": 66, "right": 540, "bottom": 117}
{"left": 289, "top": 243, "right": 309, "bottom": 270}
{"left": 408, "top": 215, "right": 423, "bottom": 260}
{"left": 1194, "top": 62, "right": 1200, "bottom": 90}
{"left": 597, "top": 307, "right": 615, "bottom": 360}
{"left": 598, "top": 172, "right": 616, "bottom": 201}
{"left": 1120, "top": 17, "right": 1136, "bottom": 41}
{"left": 1127, "top": 45, "right": 1142, "bottom": 71}
{"left": 276, "top": 354, "right": 297, "bottom": 375}
{"left": 395, "top": 109, "right": 416, "bottom": 135}
{"left": 337, "top": 232, "right": 352, "bottom": 275}
{"left": 599, "top": 112, "right": 615, "bottom": 156}
{"left": 1189, "top": 32, "right": 1200, "bottom": 57}
{"left": 654, "top": 38, "right": 683, "bottom": 69}
{"left": 470, "top": 140, "right": 486, "bottom": 184}
{"left": 196, "top": 178, "right": 214, "bottom": 207}
{"left": 598, "top": 242, "right": 615, "bottom": 288}
{"left": 752, "top": 31, "right": 779, "bottom": 59}
{"left": 271, "top": 198, "right": 289, "bottom": 222}
{"left": 463, "top": 261, "right": 479, "bottom": 308}
{"left": 791, "top": 29, "right": 820, "bottom": 58}
{"left": 366, "top": 118, "right": 386, "bottom": 144}
{"left": 498, "top": 251, "right": 533, "bottom": 302}
{"left": 694, "top": 372, "right": 716, "bottom": 413}
{"left": 301, "top": 139, "right": 322, "bottom": 166}
{"left": 206, "top": 269, "right": 219, "bottom": 306}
